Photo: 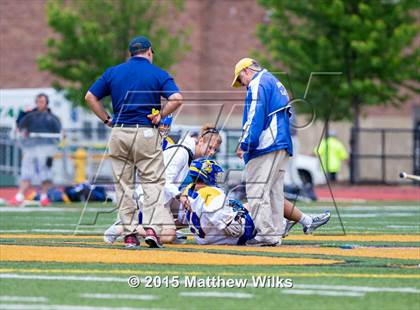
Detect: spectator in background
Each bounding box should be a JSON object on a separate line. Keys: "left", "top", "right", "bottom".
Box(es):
{"left": 10, "top": 93, "right": 62, "bottom": 206}
{"left": 316, "top": 130, "right": 348, "bottom": 181}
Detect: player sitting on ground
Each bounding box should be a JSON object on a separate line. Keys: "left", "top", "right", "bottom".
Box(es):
{"left": 179, "top": 167, "right": 330, "bottom": 239}
{"left": 179, "top": 158, "right": 256, "bottom": 245}
{"left": 179, "top": 158, "right": 331, "bottom": 245}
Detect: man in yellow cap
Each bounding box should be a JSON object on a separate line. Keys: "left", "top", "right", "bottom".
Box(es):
{"left": 232, "top": 58, "right": 293, "bottom": 246}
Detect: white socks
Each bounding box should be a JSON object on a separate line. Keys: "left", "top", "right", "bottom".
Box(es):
{"left": 299, "top": 214, "right": 313, "bottom": 228}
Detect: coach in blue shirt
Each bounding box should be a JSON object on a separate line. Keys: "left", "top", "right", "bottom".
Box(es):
{"left": 85, "top": 36, "right": 183, "bottom": 249}
{"left": 232, "top": 58, "right": 292, "bottom": 246}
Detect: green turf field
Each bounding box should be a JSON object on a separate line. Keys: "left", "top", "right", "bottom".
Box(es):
{"left": 0, "top": 201, "right": 419, "bottom": 310}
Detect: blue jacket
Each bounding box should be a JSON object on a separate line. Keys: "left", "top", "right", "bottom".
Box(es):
{"left": 240, "top": 69, "right": 293, "bottom": 164}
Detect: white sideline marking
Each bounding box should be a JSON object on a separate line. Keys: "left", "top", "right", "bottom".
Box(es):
{"left": 0, "top": 296, "right": 48, "bottom": 302}
{"left": 0, "top": 304, "right": 165, "bottom": 310}
{"left": 0, "top": 229, "right": 102, "bottom": 234}
{"left": 179, "top": 292, "right": 253, "bottom": 299}
{"left": 37, "top": 224, "right": 111, "bottom": 228}
{"left": 81, "top": 293, "right": 158, "bottom": 301}
{"left": 339, "top": 213, "right": 417, "bottom": 218}
{"left": 339, "top": 214, "right": 377, "bottom": 218}
{"left": 2, "top": 274, "right": 420, "bottom": 296}
{"left": 0, "top": 207, "right": 114, "bottom": 213}
{"left": 317, "top": 226, "right": 419, "bottom": 231}
{"left": 0, "top": 207, "right": 79, "bottom": 212}
{"left": 283, "top": 289, "right": 364, "bottom": 297}
{"left": 0, "top": 274, "right": 168, "bottom": 286}
{"left": 387, "top": 225, "right": 419, "bottom": 229}
{"left": 310, "top": 206, "right": 419, "bottom": 211}
{"left": 295, "top": 284, "right": 420, "bottom": 294}
{"left": 32, "top": 224, "right": 77, "bottom": 227}
{"left": 0, "top": 274, "right": 127, "bottom": 283}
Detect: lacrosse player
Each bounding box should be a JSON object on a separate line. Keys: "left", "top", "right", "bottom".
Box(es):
{"left": 179, "top": 158, "right": 330, "bottom": 245}
{"left": 179, "top": 158, "right": 256, "bottom": 245}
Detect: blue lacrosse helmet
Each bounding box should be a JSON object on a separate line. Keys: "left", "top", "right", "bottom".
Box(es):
{"left": 189, "top": 157, "right": 224, "bottom": 186}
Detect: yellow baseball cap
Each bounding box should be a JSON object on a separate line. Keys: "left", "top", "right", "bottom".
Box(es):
{"left": 231, "top": 58, "right": 255, "bottom": 88}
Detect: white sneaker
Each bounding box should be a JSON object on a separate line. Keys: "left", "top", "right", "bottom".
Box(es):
{"left": 103, "top": 221, "right": 123, "bottom": 244}
{"left": 303, "top": 211, "right": 331, "bottom": 235}
{"left": 172, "top": 231, "right": 187, "bottom": 244}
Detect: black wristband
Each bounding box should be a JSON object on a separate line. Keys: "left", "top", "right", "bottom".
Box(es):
{"left": 104, "top": 116, "right": 111, "bottom": 124}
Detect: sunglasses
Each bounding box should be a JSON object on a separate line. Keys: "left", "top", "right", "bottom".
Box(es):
{"left": 201, "top": 128, "right": 219, "bottom": 137}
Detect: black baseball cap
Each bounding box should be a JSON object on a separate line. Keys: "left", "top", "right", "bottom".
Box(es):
{"left": 128, "top": 36, "right": 154, "bottom": 55}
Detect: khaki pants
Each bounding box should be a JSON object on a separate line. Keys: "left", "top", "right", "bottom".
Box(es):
{"left": 108, "top": 127, "right": 174, "bottom": 237}
{"left": 245, "top": 150, "right": 289, "bottom": 244}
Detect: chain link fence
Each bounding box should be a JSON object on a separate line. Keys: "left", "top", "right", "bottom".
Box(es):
{"left": 350, "top": 127, "right": 420, "bottom": 184}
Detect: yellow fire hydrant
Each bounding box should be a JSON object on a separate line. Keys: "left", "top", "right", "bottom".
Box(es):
{"left": 73, "top": 147, "right": 87, "bottom": 184}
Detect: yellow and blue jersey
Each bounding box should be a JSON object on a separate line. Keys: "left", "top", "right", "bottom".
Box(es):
{"left": 182, "top": 185, "right": 255, "bottom": 245}
{"left": 162, "top": 136, "right": 175, "bottom": 151}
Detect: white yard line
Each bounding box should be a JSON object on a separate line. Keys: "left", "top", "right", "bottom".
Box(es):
{"left": 0, "top": 274, "right": 127, "bottom": 283}
{"left": 308, "top": 206, "right": 419, "bottom": 211}
{"left": 0, "top": 207, "right": 114, "bottom": 213}
{"left": 0, "top": 274, "right": 166, "bottom": 286}
{"left": 295, "top": 284, "right": 420, "bottom": 294}
{"left": 0, "top": 296, "right": 48, "bottom": 303}
{"left": 0, "top": 207, "right": 79, "bottom": 212}
{"left": 2, "top": 274, "right": 420, "bottom": 297}
{"left": 0, "top": 229, "right": 103, "bottom": 234}
{"left": 36, "top": 224, "right": 111, "bottom": 228}
{"left": 33, "top": 224, "right": 78, "bottom": 227}
{"left": 0, "top": 305, "right": 167, "bottom": 310}
{"left": 339, "top": 214, "right": 377, "bottom": 218}
{"left": 80, "top": 293, "right": 158, "bottom": 301}
{"left": 179, "top": 292, "right": 253, "bottom": 299}
{"left": 386, "top": 225, "right": 419, "bottom": 229}
{"left": 340, "top": 213, "right": 418, "bottom": 218}
{"left": 283, "top": 289, "right": 364, "bottom": 297}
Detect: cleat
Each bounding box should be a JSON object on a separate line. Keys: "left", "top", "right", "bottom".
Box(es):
{"left": 172, "top": 231, "right": 187, "bottom": 244}
{"left": 9, "top": 197, "right": 24, "bottom": 207}
{"left": 104, "top": 221, "right": 123, "bottom": 244}
{"left": 144, "top": 228, "right": 163, "bottom": 248}
{"left": 303, "top": 211, "right": 331, "bottom": 235}
{"left": 40, "top": 197, "right": 51, "bottom": 207}
{"left": 124, "top": 234, "right": 140, "bottom": 249}
{"left": 246, "top": 238, "right": 281, "bottom": 247}
{"left": 282, "top": 220, "right": 297, "bottom": 238}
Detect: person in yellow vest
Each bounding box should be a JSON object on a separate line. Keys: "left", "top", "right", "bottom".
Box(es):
{"left": 315, "top": 131, "right": 348, "bottom": 181}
